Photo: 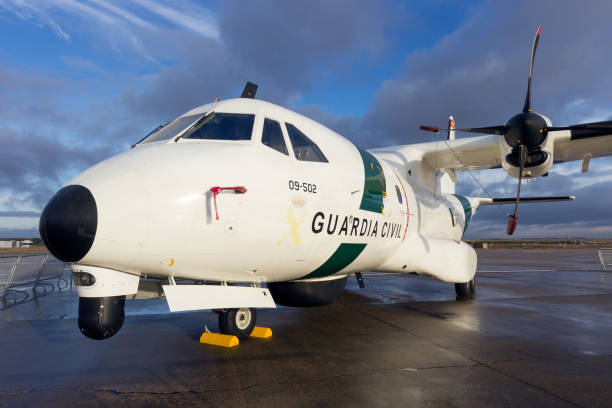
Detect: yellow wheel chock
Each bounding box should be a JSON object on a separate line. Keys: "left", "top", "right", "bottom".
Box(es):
{"left": 199, "top": 327, "right": 272, "bottom": 347}
{"left": 200, "top": 332, "right": 239, "bottom": 347}
{"left": 250, "top": 326, "right": 272, "bottom": 339}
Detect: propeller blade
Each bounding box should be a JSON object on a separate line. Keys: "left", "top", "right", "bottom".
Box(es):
{"left": 547, "top": 120, "right": 612, "bottom": 132}
{"left": 507, "top": 144, "right": 527, "bottom": 235}
{"left": 419, "top": 125, "right": 507, "bottom": 135}
{"left": 522, "top": 26, "right": 542, "bottom": 113}
{"left": 546, "top": 120, "right": 612, "bottom": 140}
{"left": 507, "top": 215, "right": 518, "bottom": 235}
{"left": 452, "top": 126, "right": 507, "bottom": 135}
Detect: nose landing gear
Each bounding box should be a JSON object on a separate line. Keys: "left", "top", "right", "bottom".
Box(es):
{"left": 218, "top": 307, "right": 257, "bottom": 339}
{"left": 200, "top": 308, "right": 271, "bottom": 347}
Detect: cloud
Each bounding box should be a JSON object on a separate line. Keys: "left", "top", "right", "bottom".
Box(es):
{"left": 0, "top": 0, "right": 218, "bottom": 57}
{"left": 87, "top": 0, "right": 154, "bottom": 30}
{"left": 219, "top": 0, "right": 388, "bottom": 89}
{"left": 0, "top": 227, "right": 39, "bottom": 239}
{"left": 0, "top": 0, "right": 71, "bottom": 40}
{"left": 122, "top": 0, "right": 394, "bottom": 120}
{"left": 0, "top": 211, "right": 40, "bottom": 217}
{"left": 462, "top": 157, "right": 612, "bottom": 238}
{"left": 129, "top": 0, "right": 218, "bottom": 39}
{"left": 0, "top": 126, "right": 113, "bottom": 208}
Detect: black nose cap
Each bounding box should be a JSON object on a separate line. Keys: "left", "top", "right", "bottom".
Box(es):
{"left": 39, "top": 185, "right": 97, "bottom": 262}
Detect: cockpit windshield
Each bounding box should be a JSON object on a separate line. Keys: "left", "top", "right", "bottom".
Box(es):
{"left": 138, "top": 111, "right": 256, "bottom": 145}
{"left": 181, "top": 113, "right": 255, "bottom": 141}
{"left": 139, "top": 114, "right": 205, "bottom": 145}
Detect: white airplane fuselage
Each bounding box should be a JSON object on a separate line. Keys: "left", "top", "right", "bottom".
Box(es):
{"left": 61, "top": 98, "right": 476, "bottom": 289}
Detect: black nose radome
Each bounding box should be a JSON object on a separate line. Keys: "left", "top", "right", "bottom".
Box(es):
{"left": 39, "top": 185, "right": 97, "bottom": 262}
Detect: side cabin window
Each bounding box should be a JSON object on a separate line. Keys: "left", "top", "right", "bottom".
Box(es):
{"left": 285, "top": 123, "right": 328, "bottom": 163}
{"left": 182, "top": 113, "right": 255, "bottom": 141}
{"left": 262, "top": 118, "right": 288, "bottom": 155}
{"left": 395, "top": 185, "right": 403, "bottom": 204}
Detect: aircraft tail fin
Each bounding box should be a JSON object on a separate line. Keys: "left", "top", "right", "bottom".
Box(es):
{"left": 436, "top": 115, "right": 456, "bottom": 195}
{"left": 448, "top": 116, "right": 455, "bottom": 141}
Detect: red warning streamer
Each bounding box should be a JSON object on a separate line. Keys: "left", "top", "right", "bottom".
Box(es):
{"left": 210, "top": 186, "right": 247, "bottom": 220}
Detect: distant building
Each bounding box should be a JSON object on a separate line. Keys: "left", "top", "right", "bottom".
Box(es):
{"left": 470, "top": 241, "right": 488, "bottom": 249}
{"left": 0, "top": 240, "right": 16, "bottom": 248}
{"left": 19, "top": 240, "right": 33, "bottom": 248}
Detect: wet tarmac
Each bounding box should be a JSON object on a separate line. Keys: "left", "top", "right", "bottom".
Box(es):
{"left": 1, "top": 248, "right": 611, "bottom": 407}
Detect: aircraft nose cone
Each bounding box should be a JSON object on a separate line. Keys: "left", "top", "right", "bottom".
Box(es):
{"left": 39, "top": 185, "right": 97, "bottom": 262}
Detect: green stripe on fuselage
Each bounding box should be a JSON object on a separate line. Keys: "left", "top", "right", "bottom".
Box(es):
{"left": 302, "top": 243, "right": 367, "bottom": 279}
{"left": 453, "top": 194, "right": 472, "bottom": 235}
{"left": 358, "top": 148, "right": 386, "bottom": 214}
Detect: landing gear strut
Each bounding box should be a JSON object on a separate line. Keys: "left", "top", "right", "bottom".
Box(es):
{"left": 218, "top": 308, "right": 257, "bottom": 339}
{"left": 455, "top": 276, "right": 475, "bottom": 300}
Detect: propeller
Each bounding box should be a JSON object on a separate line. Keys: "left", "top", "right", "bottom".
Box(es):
{"left": 420, "top": 26, "right": 612, "bottom": 234}
{"left": 429, "top": 27, "right": 544, "bottom": 234}
{"left": 441, "top": 26, "right": 547, "bottom": 152}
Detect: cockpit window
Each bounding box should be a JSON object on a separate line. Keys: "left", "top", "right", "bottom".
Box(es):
{"left": 182, "top": 113, "right": 255, "bottom": 141}
{"left": 285, "top": 123, "right": 328, "bottom": 163}
{"left": 262, "top": 118, "right": 288, "bottom": 155}
{"left": 139, "top": 114, "right": 204, "bottom": 144}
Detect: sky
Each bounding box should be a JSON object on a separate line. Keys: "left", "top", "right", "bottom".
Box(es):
{"left": 1, "top": 0, "right": 612, "bottom": 239}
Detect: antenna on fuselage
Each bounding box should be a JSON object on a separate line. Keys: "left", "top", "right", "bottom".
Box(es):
{"left": 241, "top": 82, "right": 258, "bottom": 98}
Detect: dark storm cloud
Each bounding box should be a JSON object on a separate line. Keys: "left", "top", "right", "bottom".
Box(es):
{"left": 0, "top": 65, "right": 150, "bottom": 211}
{"left": 461, "top": 158, "right": 612, "bottom": 238}
{"left": 0, "top": 126, "right": 113, "bottom": 208}
{"left": 219, "top": 0, "right": 388, "bottom": 88}
{"left": 0, "top": 211, "right": 40, "bottom": 217}
{"left": 347, "top": 0, "right": 612, "bottom": 148}
{"left": 123, "top": 0, "right": 392, "bottom": 120}
{"left": 0, "top": 228, "right": 39, "bottom": 239}
{"left": 121, "top": 31, "right": 235, "bottom": 120}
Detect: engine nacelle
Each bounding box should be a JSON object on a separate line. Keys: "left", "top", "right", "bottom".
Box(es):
{"left": 267, "top": 275, "right": 347, "bottom": 307}
{"left": 500, "top": 114, "right": 554, "bottom": 179}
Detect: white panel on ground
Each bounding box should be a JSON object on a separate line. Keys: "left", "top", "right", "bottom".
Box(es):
{"left": 162, "top": 285, "right": 277, "bottom": 312}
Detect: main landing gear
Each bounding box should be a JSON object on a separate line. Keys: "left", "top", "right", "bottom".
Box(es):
{"left": 217, "top": 308, "right": 257, "bottom": 339}
{"left": 455, "top": 276, "right": 475, "bottom": 300}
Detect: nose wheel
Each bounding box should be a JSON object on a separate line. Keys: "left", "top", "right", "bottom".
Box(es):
{"left": 218, "top": 308, "right": 257, "bottom": 339}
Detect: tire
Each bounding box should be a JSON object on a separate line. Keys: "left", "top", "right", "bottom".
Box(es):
{"left": 455, "top": 277, "right": 475, "bottom": 300}
{"left": 218, "top": 308, "right": 257, "bottom": 339}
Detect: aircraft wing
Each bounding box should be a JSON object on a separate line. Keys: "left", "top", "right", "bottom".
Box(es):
{"left": 398, "top": 129, "right": 612, "bottom": 172}
{"left": 399, "top": 134, "right": 502, "bottom": 172}
{"left": 551, "top": 129, "right": 612, "bottom": 163}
